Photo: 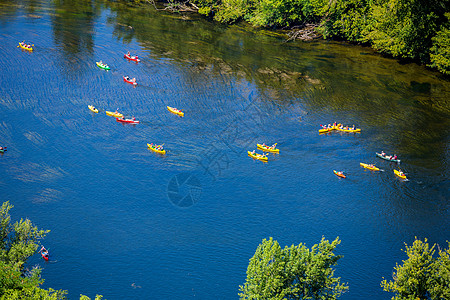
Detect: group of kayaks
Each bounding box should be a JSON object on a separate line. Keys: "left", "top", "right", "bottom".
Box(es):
{"left": 334, "top": 152, "right": 407, "bottom": 180}
{"left": 319, "top": 122, "right": 407, "bottom": 180}
{"left": 319, "top": 122, "right": 361, "bottom": 133}
{"left": 87, "top": 105, "right": 186, "bottom": 155}
{"left": 89, "top": 105, "right": 140, "bottom": 124}
{"left": 248, "top": 143, "right": 279, "bottom": 162}
{"left": 96, "top": 52, "right": 141, "bottom": 85}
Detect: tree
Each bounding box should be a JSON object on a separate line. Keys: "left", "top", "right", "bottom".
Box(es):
{"left": 430, "top": 242, "right": 450, "bottom": 299}
{"left": 364, "top": 0, "right": 448, "bottom": 63}
{"left": 0, "top": 201, "right": 49, "bottom": 269}
{"left": 381, "top": 237, "right": 450, "bottom": 300}
{"left": 239, "top": 236, "right": 348, "bottom": 299}
{"left": 429, "top": 13, "right": 450, "bottom": 75}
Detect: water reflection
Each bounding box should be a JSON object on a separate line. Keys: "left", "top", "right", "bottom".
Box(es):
{"left": 51, "top": 0, "right": 99, "bottom": 71}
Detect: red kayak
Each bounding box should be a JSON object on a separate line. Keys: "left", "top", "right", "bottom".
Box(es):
{"left": 116, "top": 117, "right": 140, "bottom": 124}
{"left": 40, "top": 246, "right": 49, "bottom": 261}
{"left": 124, "top": 53, "right": 140, "bottom": 62}
{"left": 123, "top": 76, "right": 137, "bottom": 85}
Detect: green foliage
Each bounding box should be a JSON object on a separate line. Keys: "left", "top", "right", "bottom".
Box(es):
{"left": 364, "top": 0, "right": 446, "bottom": 63}
{"left": 431, "top": 242, "right": 450, "bottom": 299}
{"left": 381, "top": 237, "right": 450, "bottom": 300}
{"left": 239, "top": 236, "right": 348, "bottom": 299}
{"left": 79, "top": 295, "right": 104, "bottom": 300}
{"left": 430, "top": 13, "right": 450, "bottom": 75}
{"left": 0, "top": 201, "right": 49, "bottom": 269}
{"left": 214, "top": 0, "right": 325, "bottom": 27}
{"left": 319, "top": 0, "right": 371, "bottom": 41}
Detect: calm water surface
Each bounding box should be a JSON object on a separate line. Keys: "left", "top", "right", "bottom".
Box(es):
{"left": 0, "top": 0, "right": 449, "bottom": 299}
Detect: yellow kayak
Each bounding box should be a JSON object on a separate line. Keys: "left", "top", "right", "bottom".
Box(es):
{"left": 319, "top": 127, "right": 333, "bottom": 133}
{"left": 106, "top": 111, "right": 123, "bottom": 118}
{"left": 257, "top": 143, "right": 279, "bottom": 153}
{"left": 394, "top": 169, "right": 407, "bottom": 179}
{"left": 360, "top": 162, "right": 381, "bottom": 171}
{"left": 88, "top": 105, "right": 98, "bottom": 113}
{"left": 336, "top": 126, "right": 361, "bottom": 133}
{"left": 147, "top": 143, "right": 166, "bottom": 154}
{"left": 18, "top": 42, "right": 33, "bottom": 51}
{"left": 319, "top": 123, "right": 340, "bottom": 133}
{"left": 248, "top": 151, "right": 268, "bottom": 162}
{"left": 167, "top": 106, "right": 184, "bottom": 117}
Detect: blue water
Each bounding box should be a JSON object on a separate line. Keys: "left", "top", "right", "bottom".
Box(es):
{"left": 0, "top": 1, "right": 449, "bottom": 299}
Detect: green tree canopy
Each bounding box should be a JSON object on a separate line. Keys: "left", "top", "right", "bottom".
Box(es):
{"left": 0, "top": 201, "right": 49, "bottom": 269}
{"left": 381, "top": 237, "right": 450, "bottom": 300}
{"left": 239, "top": 236, "right": 348, "bottom": 299}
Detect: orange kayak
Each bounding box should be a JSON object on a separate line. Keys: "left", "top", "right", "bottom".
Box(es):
{"left": 333, "top": 170, "right": 346, "bottom": 178}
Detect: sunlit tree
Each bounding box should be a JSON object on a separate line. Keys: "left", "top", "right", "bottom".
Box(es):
{"left": 239, "top": 236, "right": 348, "bottom": 299}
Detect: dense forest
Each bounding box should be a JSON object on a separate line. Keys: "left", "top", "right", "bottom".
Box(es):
{"left": 149, "top": 0, "right": 450, "bottom": 75}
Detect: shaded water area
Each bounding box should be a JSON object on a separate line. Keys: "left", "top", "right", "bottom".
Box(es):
{"left": 0, "top": 0, "right": 449, "bottom": 298}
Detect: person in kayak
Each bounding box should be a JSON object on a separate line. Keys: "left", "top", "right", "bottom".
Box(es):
{"left": 127, "top": 51, "right": 130, "bottom": 56}
{"left": 250, "top": 150, "right": 255, "bottom": 155}
{"left": 392, "top": 154, "right": 398, "bottom": 160}
{"left": 40, "top": 246, "right": 49, "bottom": 258}
{"left": 131, "top": 78, "right": 136, "bottom": 83}
{"left": 271, "top": 144, "right": 277, "bottom": 149}
{"left": 381, "top": 151, "right": 386, "bottom": 156}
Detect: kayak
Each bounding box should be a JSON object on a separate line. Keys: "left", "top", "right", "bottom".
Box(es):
{"left": 106, "top": 111, "right": 123, "bottom": 118}
{"left": 360, "top": 162, "right": 381, "bottom": 171}
{"left": 123, "top": 76, "right": 137, "bottom": 85}
{"left": 124, "top": 53, "right": 140, "bottom": 62}
{"left": 319, "top": 127, "right": 333, "bottom": 133}
{"left": 0, "top": 148, "right": 6, "bottom": 153}
{"left": 336, "top": 126, "right": 361, "bottom": 133}
{"left": 40, "top": 247, "right": 49, "bottom": 261}
{"left": 41, "top": 252, "right": 49, "bottom": 261}
{"left": 248, "top": 151, "right": 268, "bottom": 162}
{"left": 394, "top": 169, "right": 407, "bottom": 179}
{"left": 147, "top": 143, "right": 166, "bottom": 154}
{"left": 18, "top": 42, "right": 33, "bottom": 51}
{"left": 96, "top": 62, "right": 110, "bottom": 70}
{"left": 167, "top": 106, "right": 184, "bottom": 117}
{"left": 318, "top": 123, "right": 340, "bottom": 133}
{"left": 333, "top": 170, "right": 346, "bottom": 178}
{"left": 88, "top": 105, "right": 98, "bottom": 113}
{"left": 257, "top": 143, "right": 279, "bottom": 153}
{"left": 116, "top": 117, "right": 139, "bottom": 124}
{"left": 376, "top": 152, "right": 400, "bottom": 163}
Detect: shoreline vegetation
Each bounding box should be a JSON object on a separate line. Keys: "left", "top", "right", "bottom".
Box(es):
{"left": 139, "top": 0, "right": 450, "bottom": 75}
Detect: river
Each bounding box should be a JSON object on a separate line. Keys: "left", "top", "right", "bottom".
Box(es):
{"left": 0, "top": 0, "right": 449, "bottom": 299}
